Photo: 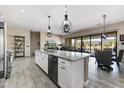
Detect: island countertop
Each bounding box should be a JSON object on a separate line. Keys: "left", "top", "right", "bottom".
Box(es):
{"left": 37, "top": 49, "right": 91, "bottom": 61}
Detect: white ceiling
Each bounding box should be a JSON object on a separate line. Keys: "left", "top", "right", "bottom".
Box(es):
{"left": 0, "top": 5, "right": 124, "bottom": 35}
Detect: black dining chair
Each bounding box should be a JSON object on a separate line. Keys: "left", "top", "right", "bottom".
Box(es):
{"left": 94, "top": 49, "right": 113, "bottom": 72}
{"left": 111, "top": 50, "right": 124, "bottom": 70}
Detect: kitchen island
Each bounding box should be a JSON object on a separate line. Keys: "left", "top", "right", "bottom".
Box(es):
{"left": 35, "top": 50, "right": 90, "bottom": 88}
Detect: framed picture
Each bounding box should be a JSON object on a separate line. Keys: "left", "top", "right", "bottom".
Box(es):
{"left": 120, "top": 34, "right": 124, "bottom": 41}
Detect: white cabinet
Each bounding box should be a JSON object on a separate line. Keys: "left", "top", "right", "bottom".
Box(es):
{"left": 58, "top": 58, "right": 87, "bottom": 88}
{"left": 35, "top": 51, "right": 48, "bottom": 74}
{"left": 58, "top": 58, "right": 72, "bottom": 88}
{"left": 35, "top": 51, "right": 41, "bottom": 67}
{"left": 41, "top": 53, "right": 48, "bottom": 74}
{"left": 35, "top": 51, "right": 89, "bottom": 88}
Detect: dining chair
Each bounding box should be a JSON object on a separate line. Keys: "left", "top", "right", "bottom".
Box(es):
{"left": 111, "top": 49, "right": 124, "bottom": 70}
{"left": 94, "top": 49, "right": 113, "bottom": 72}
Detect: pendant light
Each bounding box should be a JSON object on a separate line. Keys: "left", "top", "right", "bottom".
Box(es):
{"left": 47, "top": 16, "right": 52, "bottom": 38}
{"left": 61, "top": 5, "right": 72, "bottom": 33}
{"left": 102, "top": 14, "right": 107, "bottom": 39}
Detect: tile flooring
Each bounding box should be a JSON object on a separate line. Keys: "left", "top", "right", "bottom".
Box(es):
{"left": 1, "top": 56, "right": 124, "bottom": 88}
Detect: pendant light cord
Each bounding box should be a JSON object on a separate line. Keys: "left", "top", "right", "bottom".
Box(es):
{"left": 65, "top": 5, "right": 67, "bottom": 15}
{"left": 103, "top": 14, "right": 106, "bottom": 33}
{"left": 48, "top": 16, "right": 50, "bottom": 29}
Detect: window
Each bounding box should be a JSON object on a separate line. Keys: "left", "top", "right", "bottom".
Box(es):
{"left": 71, "top": 38, "right": 75, "bottom": 48}
{"left": 65, "top": 31, "right": 117, "bottom": 57}
{"left": 75, "top": 37, "right": 81, "bottom": 49}
{"left": 82, "top": 36, "right": 90, "bottom": 53}
{"left": 102, "top": 33, "right": 116, "bottom": 50}
{"left": 91, "top": 35, "right": 102, "bottom": 55}
{"left": 65, "top": 38, "right": 70, "bottom": 47}
{"left": 102, "top": 32, "right": 117, "bottom": 55}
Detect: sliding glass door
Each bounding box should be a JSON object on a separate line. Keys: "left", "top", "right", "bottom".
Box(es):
{"left": 91, "top": 35, "right": 102, "bottom": 55}
{"left": 102, "top": 32, "right": 117, "bottom": 55}
{"left": 82, "top": 36, "right": 91, "bottom": 53}
{"left": 71, "top": 38, "right": 75, "bottom": 48}
{"left": 65, "top": 31, "right": 117, "bottom": 56}
{"left": 75, "top": 37, "right": 81, "bottom": 50}
{"left": 65, "top": 38, "right": 71, "bottom": 47}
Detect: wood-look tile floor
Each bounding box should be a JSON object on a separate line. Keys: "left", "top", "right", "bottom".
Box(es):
{"left": 2, "top": 56, "right": 124, "bottom": 88}
{"left": 5, "top": 56, "right": 58, "bottom": 88}
{"left": 88, "top": 57, "right": 124, "bottom": 88}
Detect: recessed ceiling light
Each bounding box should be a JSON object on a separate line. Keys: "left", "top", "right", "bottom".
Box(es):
{"left": 21, "top": 9, "right": 25, "bottom": 13}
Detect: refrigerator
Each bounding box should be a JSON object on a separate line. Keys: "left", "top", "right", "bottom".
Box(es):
{"left": 0, "top": 21, "right": 6, "bottom": 79}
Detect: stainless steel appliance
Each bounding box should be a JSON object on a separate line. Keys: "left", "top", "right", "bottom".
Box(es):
{"left": 48, "top": 55, "right": 58, "bottom": 83}
{"left": 6, "top": 51, "right": 13, "bottom": 79}
{"left": 0, "top": 22, "right": 5, "bottom": 78}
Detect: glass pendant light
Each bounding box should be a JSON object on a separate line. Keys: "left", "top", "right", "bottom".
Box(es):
{"left": 61, "top": 5, "right": 72, "bottom": 33}
{"left": 102, "top": 14, "right": 107, "bottom": 39}
{"left": 47, "top": 16, "right": 52, "bottom": 38}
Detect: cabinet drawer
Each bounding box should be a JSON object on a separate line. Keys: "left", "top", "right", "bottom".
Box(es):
{"left": 44, "top": 54, "right": 48, "bottom": 57}
{"left": 58, "top": 66, "right": 72, "bottom": 88}
{"left": 42, "top": 64, "right": 48, "bottom": 74}
{"left": 58, "top": 58, "right": 71, "bottom": 68}
{"left": 39, "top": 52, "right": 43, "bottom": 57}
{"left": 58, "top": 64, "right": 71, "bottom": 72}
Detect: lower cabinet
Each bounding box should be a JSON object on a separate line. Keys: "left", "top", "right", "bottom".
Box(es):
{"left": 35, "top": 51, "right": 87, "bottom": 88}
{"left": 35, "top": 51, "right": 41, "bottom": 66}
{"left": 41, "top": 53, "right": 48, "bottom": 74}
{"left": 58, "top": 58, "right": 72, "bottom": 88}
{"left": 35, "top": 51, "right": 48, "bottom": 74}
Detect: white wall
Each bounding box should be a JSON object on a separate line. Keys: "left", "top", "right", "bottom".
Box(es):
{"left": 65, "top": 21, "right": 124, "bottom": 54}
{"left": 7, "top": 27, "right": 64, "bottom": 56}
{"left": 40, "top": 32, "right": 64, "bottom": 49}
{"left": 30, "top": 32, "right": 40, "bottom": 55}
{"left": 7, "top": 26, "right": 31, "bottom": 56}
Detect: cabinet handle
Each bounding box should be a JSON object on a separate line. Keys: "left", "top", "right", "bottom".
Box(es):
{"left": 61, "top": 67, "right": 65, "bottom": 70}
{"left": 61, "top": 61, "right": 65, "bottom": 64}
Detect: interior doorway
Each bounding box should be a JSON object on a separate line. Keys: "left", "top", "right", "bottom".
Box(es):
{"left": 30, "top": 31, "right": 40, "bottom": 56}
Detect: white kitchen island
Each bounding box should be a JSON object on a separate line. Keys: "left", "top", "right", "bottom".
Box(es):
{"left": 35, "top": 50, "right": 90, "bottom": 88}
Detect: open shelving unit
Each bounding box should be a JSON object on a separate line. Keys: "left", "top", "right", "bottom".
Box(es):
{"left": 15, "top": 36, "right": 25, "bottom": 57}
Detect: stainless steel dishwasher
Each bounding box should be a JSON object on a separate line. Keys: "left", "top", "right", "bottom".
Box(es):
{"left": 48, "top": 55, "right": 58, "bottom": 83}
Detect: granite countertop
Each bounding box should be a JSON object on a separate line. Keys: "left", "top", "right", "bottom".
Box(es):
{"left": 38, "top": 50, "right": 91, "bottom": 61}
